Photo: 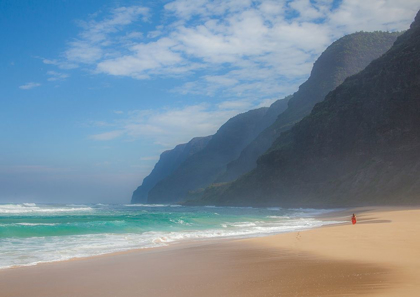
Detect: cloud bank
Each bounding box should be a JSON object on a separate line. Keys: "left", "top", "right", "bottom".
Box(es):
{"left": 46, "top": 0, "right": 420, "bottom": 147}
{"left": 51, "top": 0, "right": 419, "bottom": 97}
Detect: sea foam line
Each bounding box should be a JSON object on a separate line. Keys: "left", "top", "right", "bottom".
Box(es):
{"left": 0, "top": 204, "right": 93, "bottom": 214}
{"left": 0, "top": 217, "right": 343, "bottom": 270}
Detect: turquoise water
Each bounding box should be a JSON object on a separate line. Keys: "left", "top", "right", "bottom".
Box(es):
{"left": 0, "top": 203, "right": 341, "bottom": 269}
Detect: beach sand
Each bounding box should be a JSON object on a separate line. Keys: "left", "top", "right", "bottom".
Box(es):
{"left": 1, "top": 207, "right": 419, "bottom": 297}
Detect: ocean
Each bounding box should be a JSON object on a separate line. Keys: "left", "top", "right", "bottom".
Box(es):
{"left": 0, "top": 203, "right": 342, "bottom": 269}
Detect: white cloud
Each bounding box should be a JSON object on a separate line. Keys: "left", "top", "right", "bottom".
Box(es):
{"left": 164, "top": 0, "right": 255, "bottom": 20}
{"left": 51, "top": 1, "right": 419, "bottom": 148}
{"left": 48, "top": 6, "right": 149, "bottom": 67}
{"left": 42, "top": 58, "right": 78, "bottom": 70}
{"left": 217, "top": 100, "right": 254, "bottom": 110}
{"left": 96, "top": 37, "right": 191, "bottom": 78}
{"left": 256, "top": 98, "right": 278, "bottom": 108}
{"left": 47, "top": 71, "right": 69, "bottom": 81}
{"left": 122, "top": 104, "right": 234, "bottom": 147}
{"left": 328, "top": 0, "right": 420, "bottom": 34}
{"left": 88, "top": 99, "right": 270, "bottom": 147}
{"left": 288, "top": 0, "right": 327, "bottom": 21}
{"left": 19, "top": 82, "right": 41, "bottom": 90}
{"left": 65, "top": 41, "right": 103, "bottom": 64}
{"left": 46, "top": 0, "right": 418, "bottom": 100}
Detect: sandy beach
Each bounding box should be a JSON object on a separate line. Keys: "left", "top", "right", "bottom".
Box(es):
{"left": 1, "top": 207, "right": 419, "bottom": 297}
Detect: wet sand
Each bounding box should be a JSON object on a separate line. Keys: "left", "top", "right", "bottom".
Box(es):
{"left": 1, "top": 207, "right": 419, "bottom": 297}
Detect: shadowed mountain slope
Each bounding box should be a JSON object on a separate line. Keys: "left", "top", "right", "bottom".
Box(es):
{"left": 147, "top": 99, "right": 289, "bottom": 204}
{"left": 193, "top": 11, "right": 420, "bottom": 208}
{"left": 219, "top": 31, "right": 402, "bottom": 182}
{"left": 131, "top": 136, "right": 212, "bottom": 203}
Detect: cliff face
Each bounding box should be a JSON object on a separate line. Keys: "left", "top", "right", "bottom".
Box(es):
{"left": 131, "top": 136, "right": 212, "bottom": 203}
{"left": 219, "top": 31, "right": 402, "bottom": 182}
{"left": 147, "top": 99, "right": 289, "bottom": 204}
{"left": 195, "top": 11, "right": 420, "bottom": 208}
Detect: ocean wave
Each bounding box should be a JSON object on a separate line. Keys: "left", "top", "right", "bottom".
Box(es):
{"left": 0, "top": 204, "right": 93, "bottom": 214}
{"left": 204, "top": 205, "right": 254, "bottom": 209}
{"left": 15, "top": 223, "right": 59, "bottom": 226}
{"left": 0, "top": 217, "right": 343, "bottom": 270}
{"left": 229, "top": 222, "right": 258, "bottom": 227}
{"left": 0, "top": 204, "right": 343, "bottom": 270}
{"left": 266, "top": 215, "right": 290, "bottom": 219}
{"left": 22, "top": 203, "right": 37, "bottom": 207}
{"left": 169, "top": 219, "right": 192, "bottom": 226}
{"left": 124, "top": 204, "right": 170, "bottom": 207}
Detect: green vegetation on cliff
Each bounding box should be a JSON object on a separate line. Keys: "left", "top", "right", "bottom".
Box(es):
{"left": 219, "top": 31, "right": 402, "bottom": 183}
{"left": 194, "top": 12, "right": 420, "bottom": 208}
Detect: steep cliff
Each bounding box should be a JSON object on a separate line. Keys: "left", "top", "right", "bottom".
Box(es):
{"left": 147, "top": 99, "right": 289, "bottom": 204}
{"left": 131, "top": 136, "right": 212, "bottom": 203}
{"left": 195, "top": 11, "right": 420, "bottom": 207}
{"left": 219, "top": 31, "right": 402, "bottom": 182}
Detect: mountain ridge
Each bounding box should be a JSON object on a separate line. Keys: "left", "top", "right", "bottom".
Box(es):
{"left": 192, "top": 11, "right": 420, "bottom": 208}
{"left": 131, "top": 136, "right": 212, "bottom": 203}
{"left": 147, "top": 101, "right": 289, "bottom": 204}
{"left": 219, "top": 31, "right": 402, "bottom": 182}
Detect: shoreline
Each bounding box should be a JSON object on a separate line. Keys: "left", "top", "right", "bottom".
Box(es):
{"left": 0, "top": 206, "right": 408, "bottom": 271}
{"left": 1, "top": 206, "right": 419, "bottom": 296}
{"left": 0, "top": 206, "right": 343, "bottom": 271}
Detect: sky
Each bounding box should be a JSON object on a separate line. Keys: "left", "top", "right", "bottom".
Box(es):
{"left": 1, "top": 0, "right": 419, "bottom": 204}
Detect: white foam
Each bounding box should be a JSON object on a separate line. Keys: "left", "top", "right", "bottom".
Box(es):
{"left": 22, "top": 203, "right": 37, "bottom": 207}
{"left": 230, "top": 222, "right": 258, "bottom": 227}
{"left": 204, "top": 205, "right": 254, "bottom": 209}
{"left": 0, "top": 204, "right": 344, "bottom": 270}
{"left": 169, "top": 219, "right": 192, "bottom": 226}
{"left": 124, "top": 204, "right": 169, "bottom": 207}
{"left": 267, "top": 215, "right": 289, "bottom": 219}
{"left": 15, "top": 223, "right": 58, "bottom": 226}
{"left": 0, "top": 204, "right": 93, "bottom": 214}
{"left": 0, "top": 217, "right": 343, "bottom": 270}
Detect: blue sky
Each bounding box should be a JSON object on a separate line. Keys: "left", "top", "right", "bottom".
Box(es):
{"left": 1, "top": 0, "right": 419, "bottom": 203}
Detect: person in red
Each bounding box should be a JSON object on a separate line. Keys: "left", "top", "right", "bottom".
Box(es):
{"left": 351, "top": 214, "right": 357, "bottom": 225}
